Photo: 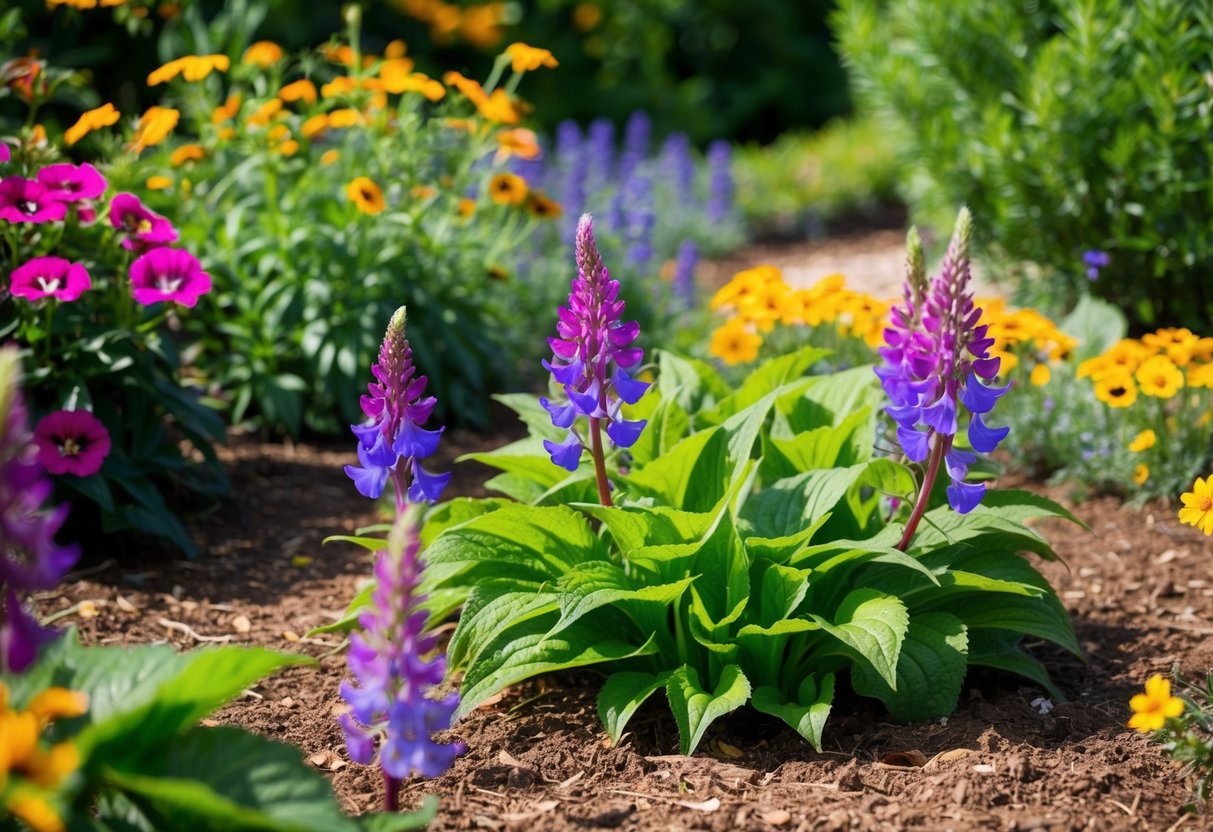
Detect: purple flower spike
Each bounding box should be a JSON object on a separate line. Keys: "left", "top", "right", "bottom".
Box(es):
{"left": 876, "top": 209, "right": 1010, "bottom": 533}
{"left": 540, "top": 214, "right": 648, "bottom": 487}
{"left": 0, "top": 348, "right": 80, "bottom": 672}
{"left": 339, "top": 512, "right": 463, "bottom": 789}
{"left": 345, "top": 307, "right": 449, "bottom": 512}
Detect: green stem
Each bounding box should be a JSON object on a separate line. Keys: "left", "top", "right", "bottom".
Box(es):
{"left": 897, "top": 432, "right": 946, "bottom": 552}
{"left": 43, "top": 301, "right": 54, "bottom": 365}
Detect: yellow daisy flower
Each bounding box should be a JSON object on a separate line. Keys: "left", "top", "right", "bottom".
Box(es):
{"left": 1128, "top": 429, "right": 1156, "bottom": 453}
{"left": 1128, "top": 675, "right": 1184, "bottom": 732}
{"left": 346, "top": 177, "right": 385, "bottom": 214}
{"left": 1179, "top": 476, "right": 1213, "bottom": 535}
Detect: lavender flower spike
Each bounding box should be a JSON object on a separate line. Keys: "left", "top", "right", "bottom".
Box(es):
{"left": 540, "top": 214, "right": 648, "bottom": 504}
{"left": 875, "top": 208, "right": 1010, "bottom": 543}
{"left": 345, "top": 307, "right": 451, "bottom": 512}
{"left": 0, "top": 347, "right": 80, "bottom": 673}
{"left": 338, "top": 510, "right": 462, "bottom": 809}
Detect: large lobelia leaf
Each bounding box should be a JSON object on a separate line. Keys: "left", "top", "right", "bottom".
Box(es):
{"left": 810, "top": 588, "right": 908, "bottom": 689}
{"left": 751, "top": 673, "right": 835, "bottom": 751}
{"left": 624, "top": 389, "right": 693, "bottom": 467}
{"left": 598, "top": 670, "right": 673, "bottom": 743}
{"left": 665, "top": 664, "right": 752, "bottom": 755}
{"left": 851, "top": 612, "right": 969, "bottom": 722}
{"left": 550, "top": 560, "right": 695, "bottom": 637}
{"left": 456, "top": 616, "right": 656, "bottom": 718}
{"left": 655, "top": 350, "right": 730, "bottom": 417}
{"left": 699, "top": 346, "right": 826, "bottom": 426}
{"left": 447, "top": 579, "right": 559, "bottom": 670}
{"left": 741, "top": 464, "right": 870, "bottom": 539}
{"left": 105, "top": 726, "right": 358, "bottom": 832}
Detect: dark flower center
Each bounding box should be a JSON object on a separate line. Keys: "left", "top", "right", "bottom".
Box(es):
{"left": 22, "top": 200, "right": 39, "bottom": 214}
{"left": 57, "top": 436, "right": 84, "bottom": 457}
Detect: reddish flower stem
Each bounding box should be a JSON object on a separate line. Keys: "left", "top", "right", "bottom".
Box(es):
{"left": 588, "top": 417, "right": 613, "bottom": 507}
{"left": 384, "top": 772, "right": 399, "bottom": 812}
{"left": 897, "top": 432, "right": 946, "bottom": 551}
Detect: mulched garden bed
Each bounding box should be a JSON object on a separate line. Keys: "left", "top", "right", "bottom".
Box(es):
{"left": 35, "top": 433, "right": 1212, "bottom": 832}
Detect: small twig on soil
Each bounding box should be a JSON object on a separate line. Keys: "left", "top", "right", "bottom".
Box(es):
{"left": 40, "top": 602, "right": 92, "bottom": 626}
{"left": 319, "top": 636, "right": 350, "bottom": 659}
{"left": 1158, "top": 621, "right": 1213, "bottom": 636}
{"left": 64, "top": 559, "right": 116, "bottom": 580}
{"left": 1107, "top": 799, "right": 1135, "bottom": 816}
{"left": 470, "top": 786, "right": 507, "bottom": 799}
{"left": 157, "top": 617, "right": 233, "bottom": 643}
{"left": 1165, "top": 814, "right": 1192, "bottom": 832}
{"left": 240, "top": 688, "right": 264, "bottom": 700}
{"left": 505, "top": 690, "right": 555, "bottom": 719}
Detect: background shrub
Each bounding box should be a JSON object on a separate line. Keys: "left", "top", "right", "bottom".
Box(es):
{"left": 835, "top": 0, "right": 1213, "bottom": 326}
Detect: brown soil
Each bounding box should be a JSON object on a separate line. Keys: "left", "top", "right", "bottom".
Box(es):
{"left": 34, "top": 427, "right": 1213, "bottom": 832}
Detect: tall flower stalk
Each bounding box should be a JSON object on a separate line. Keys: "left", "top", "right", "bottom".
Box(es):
{"left": 338, "top": 510, "right": 462, "bottom": 811}
{"left": 540, "top": 214, "right": 648, "bottom": 505}
{"left": 875, "top": 208, "right": 1010, "bottom": 550}
{"left": 0, "top": 347, "right": 79, "bottom": 673}
{"left": 345, "top": 307, "right": 450, "bottom": 513}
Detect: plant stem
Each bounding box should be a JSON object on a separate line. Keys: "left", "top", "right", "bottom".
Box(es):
{"left": 897, "top": 432, "right": 945, "bottom": 551}
{"left": 588, "top": 416, "right": 612, "bottom": 506}
{"left": 383, "top": 771, "right": 399, "bottom": 812}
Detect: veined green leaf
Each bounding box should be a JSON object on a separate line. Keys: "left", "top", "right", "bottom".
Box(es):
{"left": 656, "top": 350, "right": 730, "bottom": 416}
{"left": 448, "top": 579, "right": 559, "bottom": 670}
{"left": 761, "top": 406, "right": 876, "bottom": 481}
{"left": 700, "top": 346, "right": 826, "bottom": 425}
{"left": 851, "top": 612, "right": 969, "bottom": 722}
{"left": 491, "top": 392, "right": 567, "bottom": 441}
{"left": 457, "top": 617, "right": 656, "bottom": 718}
{"left": 757, "top": 563, "right": 812, "bottom": 626}
{"left": 811, "top": 588, "right": 908, "bottom": 689}
{"left": 665, "top": 664, "right": 751, "bottom": 755}
{"left": 598, "top": 670, "right": 672, "bottom": 743}
{"left": 626, "top": 391, "right": 692, "bottom": 467}
{"left": 780, "top": 365, "right": 882, "bottom": 431}
{"left": 744, "top": 511, "right": 833, "bottom": 564}
{"left": 742, "top": 464, "right": 870, "bottom": 539}
{"left": 551, "top": 561, "right": 694, "bottom": 636}
{"left": 969, "top": 648, "right": 1064, "bottom": 702}
{"left": 105, "top": 726, "right": 356, "bottom": 832}
{"left": 751, "top": 674, "right": 834, "bottom": 751}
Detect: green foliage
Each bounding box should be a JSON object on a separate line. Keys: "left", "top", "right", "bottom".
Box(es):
{"left": 835, "top": 0, "right": 1213, "bottom": 327}
{"left": 1, "top": 632, "right": 434, "bottom": 831}
{"left": 734, "top": 116, "right": 902, "bottom": 236}
{"left": 320, "top": 347, "right": 1076, "bottom": 755}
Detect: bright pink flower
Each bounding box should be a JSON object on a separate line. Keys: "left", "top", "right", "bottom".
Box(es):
{"left": 76, "top": 203, "right": 97, "bottom": 225}
{"left": 9, "top": 257, "right": 91, "bottom": 302}
{"left": 109, "top": 192, "right": 177, "bottom": 251}
{"left": 33, "top": 410, "right": 111, "bottom": 477}
{"left": 0, "top": 176, "right": 67, "bottom": 224}
{"left": 0, "top": 143, "right": 10, "bottom": 163}
{"left": 129, "top": 247, "right": 211, "bottom": 307}
{"left": 36, "top": 163, "right": 106, "bottom": 203}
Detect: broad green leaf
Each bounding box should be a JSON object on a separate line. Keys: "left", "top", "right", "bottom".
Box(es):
{"left": 106, "top": 726, "right": 355, "bottom": 832}
{"left": 741, "top": 464, "right": 869, "bottom": 539}
{"left": 598, "top": 671, "right": 672, "bottom": 743}
{"left": 551, "top": 561, "right": 694, "bottom": 636}
{"left": 1060, "top": 294, "right": 1126, "bottom": 361}
{"left": 665, "top": 664, "right": 751, "bottom": 755}
{"left": 462, "top": 436, "right": 575, "bottom": 490}
{"left": 492, "top": 392, "right": 567, "bottom": 441}
{"left": 624, "top": 426, "right": 726, "bottom": 511}
{"left": 321, "top": 535, "right": 386, "bottom": 552}
{"left": 761, "top": 406, "right": 876, "bottom": 481}
{"left": 751, "top": 674, "right": 835, "bottom": 751}
{"left": 735, "top": 618, "right": 820, "bottom": 638}
{"left": 758, "top": 563, "right": 812, "bottom": 626}
{"left": 979, "top": 489, "right": 1086, "bottom": 529}
{"left": 448, "top": 580, "right": 559, "bottom": 670}
{"left": 851, "top": 612, "right": 969, "bottom": 722}
{"left": 937, "top": 595, "right": 1080, "bottom": 657}
{"left": 811, "top": 588, "right": 908, "bottom": 689}
{"left": 656, "top": 350, "right": 729, "bottom": 415}
{"left": 457, "top": 617, "right": 656, "bottom": 718}
{"left": 626, "top": 393, "right": 693, "bottom": 467}
{"left": 356, "top": 796, "right": 439, "bottom": 831}
{"left": 425, "top": 504, "right": 604, "bottom": 581}
{"left": 781, "top": 365, "right": 882, "bottom": 431}
{"left": 700, "top": 346, "right": 825, "bottom": 425}
{"left": 577, "top": 503, "right": 715, "bottom": 554}
{"left": 83, "top": 647, "right": 313, "bottom": 761}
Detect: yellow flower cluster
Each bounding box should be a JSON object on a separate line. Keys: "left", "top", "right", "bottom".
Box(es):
{"left": 394, "top": 0, "right": 506, "bottom": 48}
{"left": 1, "top": 683, "right": 89, "bottom": 832}
{"left": 1078, "top": 328, "right": 1213, "bottom": 408}
{"left": 708, "top": 266, "right": 890, "bottom": 365}
{"left": 975, "top": 299, "right": 1075, "bottom": 381}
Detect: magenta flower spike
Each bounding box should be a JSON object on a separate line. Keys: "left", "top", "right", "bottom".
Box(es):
{"left": 109, "top": 192, "right": 178, "bottom": 251}
{"left": 875, "top": 209, "right": 1011, "bottom": 548}
{"left": 9, "top": 256, "right": 92, "bottom": 303}
{"left": 0, "top": 349, "right": 80, "bottom": 673}
{"left": 33, "top": 410, "right": 111, "bottom": 477}
{"left": 540, "top": 213, "right": 648, "bottom": 505}
{"left": 338, "top": 511, "right": 462, "bottom": 810}
{"left": 0, "top": 176, "right": 68, "bottom": 224}
{"left": 344, "top": 307, "right": 450, "bottom": 512}
{"left": 36, "top": 163, "right": 107, "bottom": 203}
{"left": 128, "top": 247, "right": 212, "bottom": 307}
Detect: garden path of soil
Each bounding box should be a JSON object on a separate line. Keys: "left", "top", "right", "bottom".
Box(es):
{"left": 33, "top": 233, "right": 1212, "bottom": 831}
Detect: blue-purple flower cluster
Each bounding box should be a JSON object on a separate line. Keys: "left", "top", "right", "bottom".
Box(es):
{"left": 876, "top": 209, "right": 1009, "bottom": 514}
{"left": 339, "top": 512, "right": 462, "bottom": 782}
{"left": 345, "top": 307, "right": 450, "bottom": 511}
{"left": 540, "top": 214, "right": 649, "bottom": 471}
{"left": 0, "top": 347, "right": 79, "bottom": 673}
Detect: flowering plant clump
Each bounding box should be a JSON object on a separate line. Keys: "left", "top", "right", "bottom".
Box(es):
{"left": 125, "top": 12, "right": 570, "bottom": 435}
{"left": 323, "top": 206, "right": 1075, "bottom": 760}
{"left": 0, "top": 94, "right": 225, "bottom": 554}
{"left": 1128, "top": 672, "right": 1213, "bottom": 807}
